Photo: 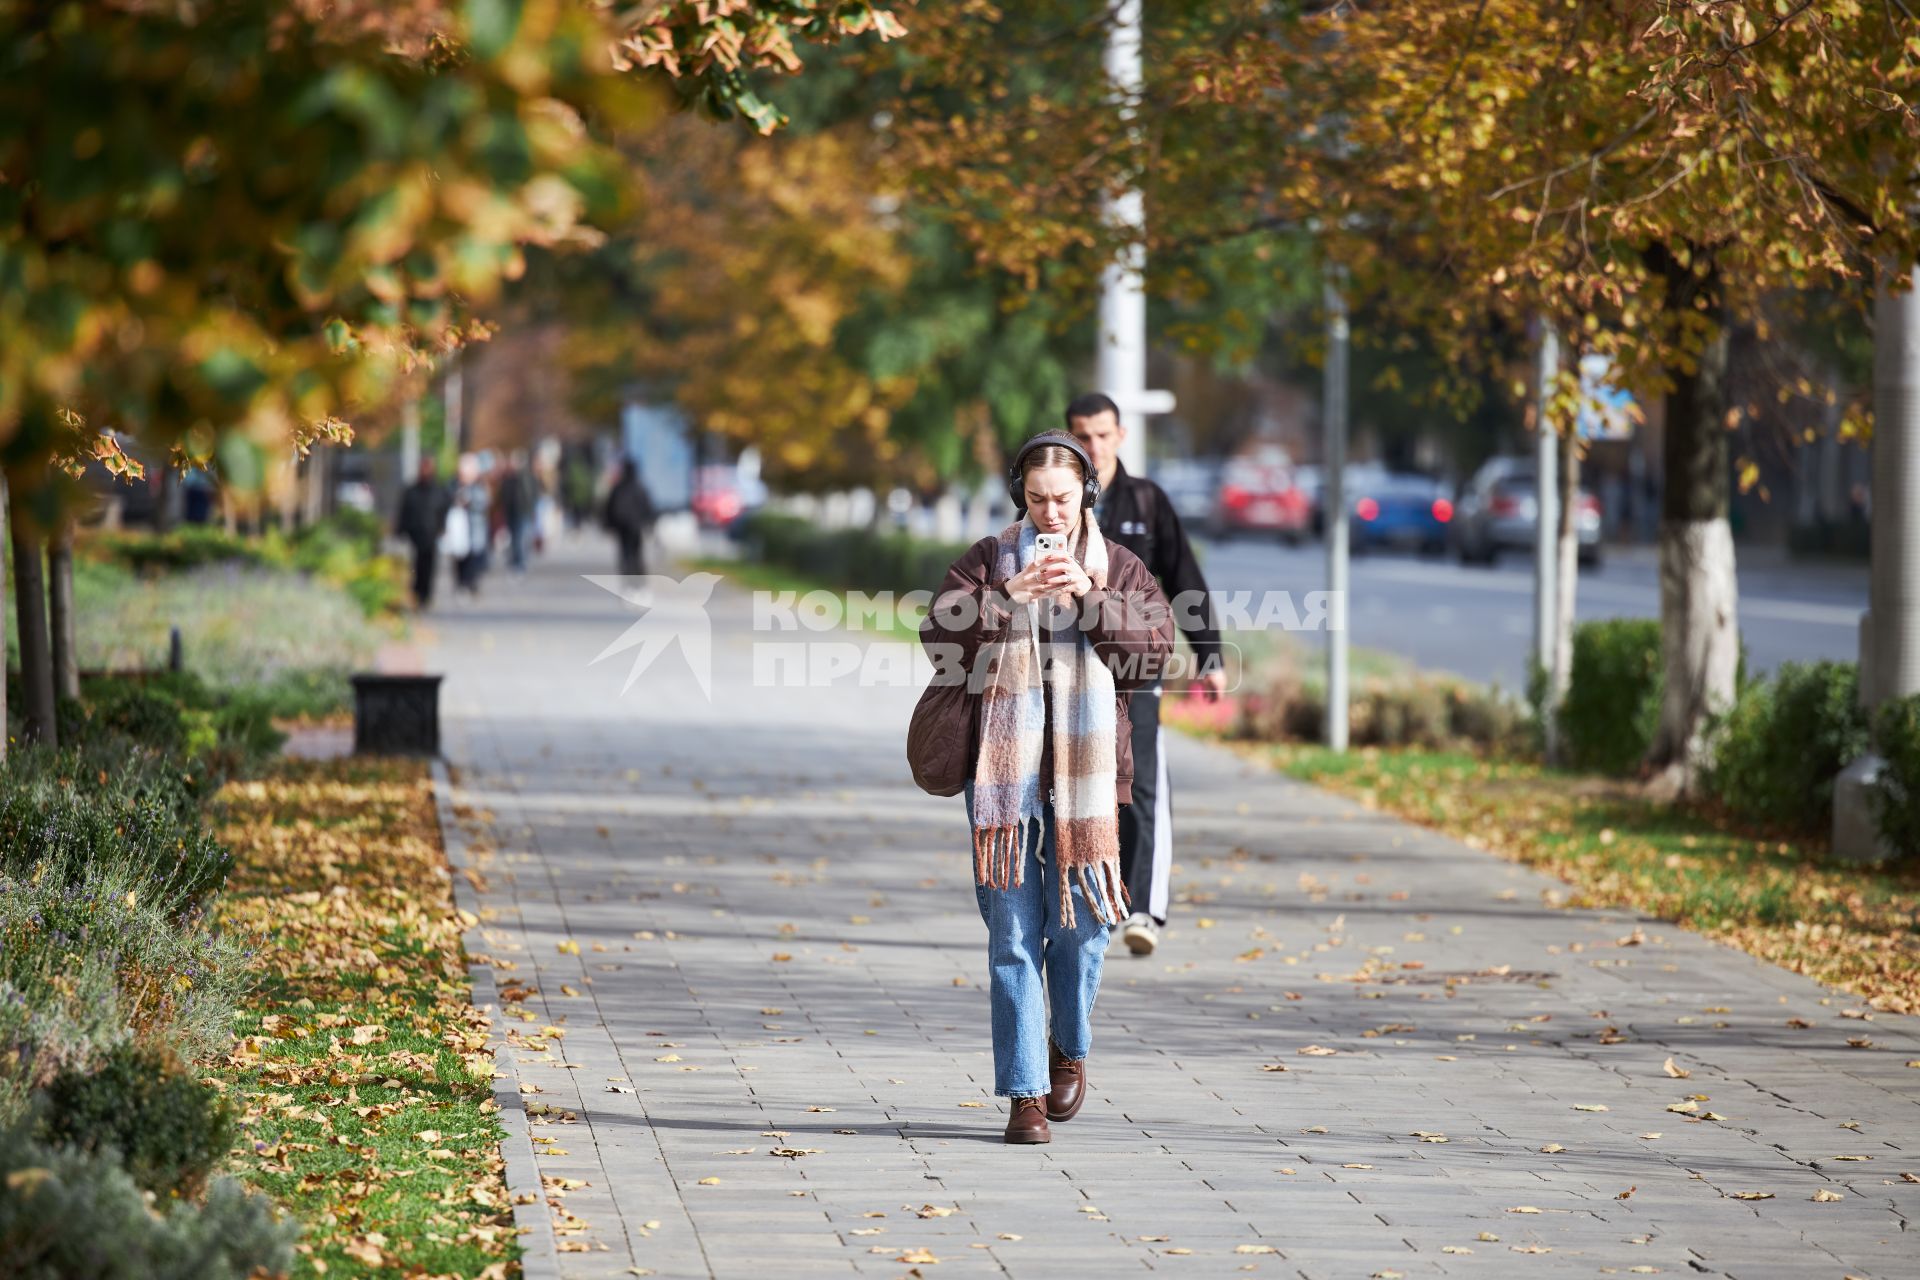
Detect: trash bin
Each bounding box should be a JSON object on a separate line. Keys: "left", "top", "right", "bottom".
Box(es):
{"left": 350, "top": 673, "right": 444, "bottom": 757}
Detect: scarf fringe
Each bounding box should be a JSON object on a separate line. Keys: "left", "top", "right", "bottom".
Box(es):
{"left": 1051, "top": 857, "right": 1129, "bottom": 931}
{"left": 974, "top": 816, "right": 1045, "bottom": 891}
{"left": 971, "top": 514, "right": 1122, "bottom": 928}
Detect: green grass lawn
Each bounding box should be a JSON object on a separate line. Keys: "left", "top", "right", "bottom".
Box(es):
{"left": 213, "top": 760, "right": 518, "bottom": 1279}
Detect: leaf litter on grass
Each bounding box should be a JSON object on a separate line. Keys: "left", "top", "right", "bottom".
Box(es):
{"left": 212, "top": 758, "right": 520, "bottom": 1279}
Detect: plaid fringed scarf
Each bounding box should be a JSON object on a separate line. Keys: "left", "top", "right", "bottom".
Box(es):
{"left": 970, "top": 514, "right": 1128, "bottom": 929}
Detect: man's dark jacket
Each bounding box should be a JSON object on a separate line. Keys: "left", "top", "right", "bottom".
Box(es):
{"left": 396, "top": 480, "right": 451, "bottom": 548}
{"left": 1094, "top": 460, "right": 1222, "bottom": 675}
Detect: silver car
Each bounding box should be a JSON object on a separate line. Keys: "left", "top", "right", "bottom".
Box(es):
{"left": 1150, "top": 457, "right": 1222, "bottom": 528}
{"left": 1451, "top": 455, "right": 1603, "bottom": 567}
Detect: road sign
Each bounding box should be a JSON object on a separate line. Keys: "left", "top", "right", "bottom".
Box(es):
{"left": 1576, "top": 353, "right": 1639, "bottom": 441}
{"left": 1110, "top": 388, "right": 1177, "bottom": 416}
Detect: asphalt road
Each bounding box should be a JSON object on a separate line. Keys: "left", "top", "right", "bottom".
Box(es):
{"left": 1191, "top": 534, "right": 1868, "bottom": 692}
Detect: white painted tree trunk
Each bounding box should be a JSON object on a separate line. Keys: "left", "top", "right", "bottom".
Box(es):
{"left": 1547, "top": 445, "right": 1579, "bottom": 764}
{"left": 1650, "top": 516, "right": 1740, "bottom": 795}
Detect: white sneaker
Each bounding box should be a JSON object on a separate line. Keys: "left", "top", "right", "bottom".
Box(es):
{"left": 1121, "top": 912, "right": 1158, "bottom": 956}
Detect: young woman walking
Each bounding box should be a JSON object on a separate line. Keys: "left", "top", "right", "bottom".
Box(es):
{"left": 920, "top": 430, "right": 1174, "bottom": 1143}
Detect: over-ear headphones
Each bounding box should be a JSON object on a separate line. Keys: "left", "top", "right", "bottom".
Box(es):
{"left": 1006, "top": 431, "right": 1101, "bottom": 512}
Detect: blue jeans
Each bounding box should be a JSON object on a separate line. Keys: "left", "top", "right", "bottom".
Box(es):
{"left": 965, "top": 780, "right": 1111, "bottom": 1098}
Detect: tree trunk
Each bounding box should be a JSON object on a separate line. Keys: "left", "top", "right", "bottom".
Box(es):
{"left": 1644, "top": 245, "right": 1739, "bottom": 796}
{"left": 304, "top": 446, "right": 330, "bottom": 527}
{"left": 10, "top": 489, "right": 57, "bottom": 748}
{"left": 1547, "top": 440, "right": 1580, "bottom": 765}
{"left": 49, "top": 518, "right": 79, "bottom": 702}
{"left": 155, "top": 464, "right": 176, "bottom": 533}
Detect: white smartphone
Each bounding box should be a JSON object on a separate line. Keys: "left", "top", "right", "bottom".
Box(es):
{"left": 1035, "top": 532, "right": 1066, "bottom": 558}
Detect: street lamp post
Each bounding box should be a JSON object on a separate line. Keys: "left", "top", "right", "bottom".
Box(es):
{"left": 1099, "top": 0, "right": 1157, "bottom": 476}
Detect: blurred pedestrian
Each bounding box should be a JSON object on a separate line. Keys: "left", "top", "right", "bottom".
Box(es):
{"left": 602, "top": 458, "right": 656, "bottom": 577}
{"left": 563, "top": 446, "right": 597, "bottom": 529}
{"left": 1067, "top": 392, "right": 1225, "bottom": 958}
{"left": 499, "top": 449, "right": 538, "bottom": 572}
{"left": 917, "top": 430, "right": 1173, "bottom": 1144}
{"left": 451, "top": 453, "right": 490, "bottom": 596}
{"left": 395, "top": 457, "right": 451, "bottom": 609}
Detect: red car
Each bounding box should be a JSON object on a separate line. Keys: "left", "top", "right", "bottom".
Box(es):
{"left": 1211, "top": 455, "right": 1312, "bottom": 542}
{"left": 690, "top": 465, "right": 746, "bottom": 528}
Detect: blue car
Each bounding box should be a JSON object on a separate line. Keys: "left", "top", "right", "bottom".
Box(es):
{"left": 1350, "top": 472, "right": 1451, "bottom": 555}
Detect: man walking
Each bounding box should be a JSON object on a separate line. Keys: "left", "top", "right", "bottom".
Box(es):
{"left": 603, "top": 458, "right": 656, "bottom": 577}
{"left": 395, "top": 457, "right": 451, "bottom": 610}
{"left": 1066, "top": 393, "right": 1225, "bottom": 956}
{"left": 498, "top": 449, "right": 539, "bottom": 573}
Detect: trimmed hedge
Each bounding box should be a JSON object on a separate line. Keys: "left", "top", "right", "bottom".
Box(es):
{"left": 1873, "top": 694, "right": 1920, "bottom": 856}
{"left": 740, "top": 510, "right": 973, "bottom": 598}
{"left": 89, "top": 509, "right": 406, "bottom": 619}
{"left": 2, "top": 674, "right": 254, "bottom": 1128}
{"left": 1235, "top": 663, "right": 1530, "bottom": 755}
{"left": 51, "top": 672, "right": 285, "bottom": 781}
{"left": 37, "top": 1044, "right": 236, "bottom": 1200}
{"left": 1705, "top": 660, "right": 1868, "bottom": 833}
{"left": 0, "top": 786, "right": 232, "bottom": 919}
{"left": 0, "top": 1130, "right": 293, "bottom": 1280}
{"left": 1559, "top": 619, "right": 1663, "bottom": 775}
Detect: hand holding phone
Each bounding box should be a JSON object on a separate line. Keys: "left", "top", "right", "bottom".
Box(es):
{"left": 1011, "top": 532, "right": 1067, "bottom": 604}
{"left": 1030, "top": 531, "right": 1088, "bottom": 601}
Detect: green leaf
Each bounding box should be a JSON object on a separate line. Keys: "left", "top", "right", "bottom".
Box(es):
{"left": 467, "top": 0, "right": 524, "bottom": 62}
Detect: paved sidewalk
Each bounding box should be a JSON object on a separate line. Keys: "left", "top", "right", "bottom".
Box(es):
{"left": 422, "top": 537, "right": 1919, "bottom": 1280}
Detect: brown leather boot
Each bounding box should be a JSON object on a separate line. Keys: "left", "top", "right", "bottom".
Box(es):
{"left": 1004, "top": 1095, "right": 1051, "bottom": 1144}
{"left": 1047, "top": 1040, "right": 1086, "bottom": 1122}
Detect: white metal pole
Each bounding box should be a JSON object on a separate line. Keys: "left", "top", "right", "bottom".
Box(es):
{"left": 1099, "top": 0, "right": 1149, "bottom": 478}
{"left": 1325, "top": 279, "right": 1350, "bottom": 752}
{"left": 1533, "top": 323, "right": 1561, "bottom": 687}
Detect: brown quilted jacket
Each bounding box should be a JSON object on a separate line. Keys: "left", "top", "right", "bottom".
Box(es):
{"left": 919, "top": 533, "right": 1176, "bottom": 804}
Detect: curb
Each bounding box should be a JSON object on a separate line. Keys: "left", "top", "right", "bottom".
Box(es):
{"left": 431, "top": 757, "right": 562, "bottom": 1280}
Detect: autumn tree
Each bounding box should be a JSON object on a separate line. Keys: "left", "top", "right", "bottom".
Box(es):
{"left": 546, "top": 116, "right": 917, "bottom": 492}
{"left": 878, "top": 0, "right": 1920, "bottom": 793}
{"left": 0, "top": 0, "right": 900, "bottom": 749}
{"left": 524, "top": 36, "right": 1098, "bottom": 497}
